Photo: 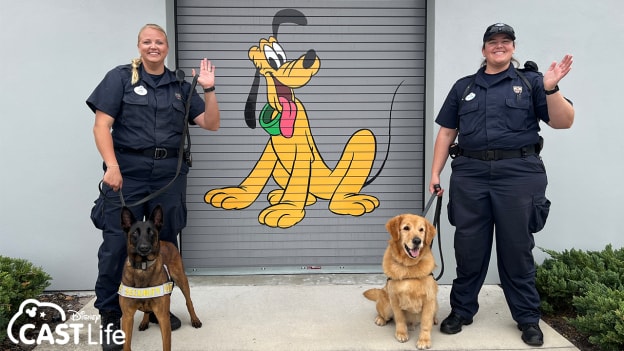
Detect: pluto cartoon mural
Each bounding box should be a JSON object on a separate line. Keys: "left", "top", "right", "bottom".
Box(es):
{"left": 205, "top": 9, "right": 397, "bottom": 229}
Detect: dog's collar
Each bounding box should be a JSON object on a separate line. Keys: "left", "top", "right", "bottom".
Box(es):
{"left": 118, "top": 281, "right": 174, "bottom": 298}
{"left": 386, "top": 272, "right": 434, "bottom": 281}
{"left": 129, "top": 257, "right": 157, "bottom": 270}
{"left": 259, "top": 103, "right": 282, "bottom": 136}
{"left": 118, "top": 264, "right": 174, "bottom": 298}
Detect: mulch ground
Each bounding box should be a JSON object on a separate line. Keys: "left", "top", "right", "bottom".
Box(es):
{"left": 1, "top": 293, "right": 93, "bottom": 351}
{"left": 542, "top": 311, "right": 598, "bottom": 351}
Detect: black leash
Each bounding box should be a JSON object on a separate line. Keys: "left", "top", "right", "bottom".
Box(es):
{"left": 98, "top": 73, "right": 199, "bottom": 209}
{"left": 422, "top": 184, "right": 444, "bottom": 281}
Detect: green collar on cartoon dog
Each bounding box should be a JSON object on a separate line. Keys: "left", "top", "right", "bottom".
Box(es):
{"left": 259, "top": 103, "right": 281, "bottom": 136}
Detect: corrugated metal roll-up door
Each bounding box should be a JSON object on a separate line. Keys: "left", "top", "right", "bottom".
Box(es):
{"left": 175, "top": 0, "right": 427, "bottom": 274}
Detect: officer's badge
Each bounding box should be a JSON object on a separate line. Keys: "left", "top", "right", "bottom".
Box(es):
{"left": 513, "top": 86, "right": 523, "bottom": 94}
{"left": 134, "top": 85, "right": 147, "bottom": 96}
{"left": 175, "top": 93, "right": 182, "bottom": 100}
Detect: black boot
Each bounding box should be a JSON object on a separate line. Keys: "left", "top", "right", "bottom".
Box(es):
{"left": 149, "top": 311, "right": 182, "bottom": 330}
{"left": 100, "top": 311, "right": 123, "bottom": 351}
{"left": 518, "top": 323, "right": 544, "bottom": 346}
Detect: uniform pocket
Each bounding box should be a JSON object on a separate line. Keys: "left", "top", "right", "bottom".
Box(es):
{"left": 169, "top": 100, "right": 187, "bottom": 133}
{"left": 529, "top": 194, "right": 551, "bottom": 233}
{"left": 90, "top": 197, "right": 106, "bottom": 230}
{"left": 505, "top": 98, "right": 531, "bottom": 131}
{"left": 120, "top": 90, "right": 149, "bottom": 129}
{"left": 447, "top": 199, "right": 456, "bottom": 227}
{"left": 457, "top": 100, "right": 479, "bottom": 136}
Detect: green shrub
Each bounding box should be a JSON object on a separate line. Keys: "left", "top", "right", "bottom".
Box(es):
{"left": 570, "top": 283, "right": 624, "bottom": 351}
{"left": 0, "top": 256, "right": 51, "bottom": 342}
{"left": 536, "top": 245, "right": 624, "bottom": 350}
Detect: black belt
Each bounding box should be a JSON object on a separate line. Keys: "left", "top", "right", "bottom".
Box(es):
{"left": 459, "top": 144, "right": 538, "bottom": 161}
{"left": 116, "top": 147, "right": 179, "bottom": 159}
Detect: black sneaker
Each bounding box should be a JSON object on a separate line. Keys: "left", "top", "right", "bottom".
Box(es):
{"left": 440, "top": 311, "right": 473, "bottom": 334}
{"left": 100, "top": 312, "right": 123, "bottom": 351}
{"left": 149, "top": 311, "right": 182, "bottom": 330}
{"left": 518, "top": 323, "right": 544, "bottom": 346}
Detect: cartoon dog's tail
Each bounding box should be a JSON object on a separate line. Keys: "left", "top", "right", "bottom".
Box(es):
{"left": 364, "top": 80, "right": 404, "bottom": 187}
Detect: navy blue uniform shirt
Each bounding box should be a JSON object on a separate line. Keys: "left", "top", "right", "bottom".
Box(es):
{"left": 436, "top": 64, "right": 550, "bottom": 151}
{"left": 86, "top": 64, "right": 205, "bottom": 151}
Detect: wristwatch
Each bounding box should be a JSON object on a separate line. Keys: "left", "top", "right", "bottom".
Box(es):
{"left": 545, "top": 85, "right": 559, "bottom": 95}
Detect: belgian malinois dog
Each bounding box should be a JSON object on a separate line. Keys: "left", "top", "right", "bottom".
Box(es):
{"left": 119, "top": 205, "right": 201, "bottom": 351}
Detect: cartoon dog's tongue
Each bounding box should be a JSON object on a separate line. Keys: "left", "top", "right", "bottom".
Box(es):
{"left": 279, "top": 96, "right": 296, "bottom": 138}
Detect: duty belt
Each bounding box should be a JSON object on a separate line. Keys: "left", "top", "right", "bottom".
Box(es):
{"left": 116, "top": 147, "right": 179, "bottom": 159}
{"left": 459, "top": 144, "right": 538, "bottom": 161}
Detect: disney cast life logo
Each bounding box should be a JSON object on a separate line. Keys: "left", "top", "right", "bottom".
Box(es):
{"left": 6, "top": 298, "right": 125, "bottom": 346}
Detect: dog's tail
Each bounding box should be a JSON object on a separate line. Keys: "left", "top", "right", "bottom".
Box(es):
{"left": 363, "top": 288, "right": 386, "bottom": 302}
{"left": 363, "top": 80, "right": 404, "bottom": 187}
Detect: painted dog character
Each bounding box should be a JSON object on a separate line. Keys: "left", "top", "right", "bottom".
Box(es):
{"left": 205, "top": 9, "right": 380, "bottom": 229}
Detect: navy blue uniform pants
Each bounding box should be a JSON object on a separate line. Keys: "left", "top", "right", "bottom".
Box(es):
{"left": 91, "top": 171, "right": 187, "bottom": 315}
{"left": 447, "top": 155, "right": 549, "bottom": 325}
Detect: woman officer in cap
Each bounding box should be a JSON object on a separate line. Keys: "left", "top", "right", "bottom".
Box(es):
{"left": 429, "top": 23, "right": 574, "bottom": 346}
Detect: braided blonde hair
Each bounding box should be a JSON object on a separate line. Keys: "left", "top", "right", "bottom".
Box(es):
{"left": 131, "top": 24, "right": 168, "bottom": 85}
{"left": 131, "top": 58, "right": 142, "bottom": 85}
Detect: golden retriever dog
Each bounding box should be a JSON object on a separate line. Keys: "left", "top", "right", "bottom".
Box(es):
{"left": 363, "top": 214, "right": 439, "bottom": 349}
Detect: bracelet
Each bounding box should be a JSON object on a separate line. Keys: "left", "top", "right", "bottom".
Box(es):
{"left": 107, "top": 164, "right": 119, "bottom": 168}
{"left": 203, "top": 86, "right": 216, "bottom": 93}
{"left": 545, "top": 85, "right": 559, "bottom": 95}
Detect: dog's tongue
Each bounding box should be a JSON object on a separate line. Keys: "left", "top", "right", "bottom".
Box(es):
{"left": 279, "top": 96, "right": 296, "bottom": 138}
{"left": 410, "top": 248, "right": 420, "bottom": 257}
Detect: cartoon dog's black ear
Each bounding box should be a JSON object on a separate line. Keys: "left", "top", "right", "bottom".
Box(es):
{"left": 121, "top": 206, "right": 135, "bottom": 234}
{"left": 272, "top": 8, "right": 307, "bottom": 38}
{"left": 244, "top": 69, "right": 260, "bottom": 129}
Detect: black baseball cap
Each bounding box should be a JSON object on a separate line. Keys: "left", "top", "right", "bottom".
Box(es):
{"left": 483, "top": 23, "right": 516, "bottom": 42}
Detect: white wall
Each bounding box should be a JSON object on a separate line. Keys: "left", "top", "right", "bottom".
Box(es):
{"left": 428, "top": 0, "right": 624, "bottom": 283}
{"left": 0, "top": 0, "right": 171, "bottom": 290}
{"left": 1, "top": 0, "right": 622, "bottom": 290}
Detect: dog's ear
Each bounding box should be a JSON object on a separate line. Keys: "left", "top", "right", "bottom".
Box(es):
{"left": 244, "top": 69, "right": 260, "bottom": 129}
{"left": 121, "top": 207, "right": 135, "bottom": 234}
{"left": 272, "top": 8, "right": 307, "bottom": 38}
{"left": 149, "top": 205, "right": 164, "bottom": 231}
{"left": 385, "top": 215, "right": 402, "bottom": 240}
{"left": 425, "top": 219, "right": 437, "bottom": 246}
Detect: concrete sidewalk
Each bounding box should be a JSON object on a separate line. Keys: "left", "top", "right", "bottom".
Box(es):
{"left": 34, "top": 274, "right": 578, "bottom": 351}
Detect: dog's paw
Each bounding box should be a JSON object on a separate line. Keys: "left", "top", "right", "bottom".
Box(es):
{"left": 329, "top": 194, "right": 379, "bottom": 215}
{"left": 416, "top": 336, "right": 432, "bottom": 349}
{"left": 138, "top": 322, "right": 149, "bottom": 331}
{"left": 395, "top": 330, "right": 409, "bottom": 343}
{"left": 205, "top": 187, "right": 257, "bottom": 209}
{"left": 191, "top": 319, "right": 202, "bottom": 328}
{"left": 259, "top": 204, "right": 305, "bottom": 228}
{"left": 374, "top": 316, "right": 387, "bottom": 326}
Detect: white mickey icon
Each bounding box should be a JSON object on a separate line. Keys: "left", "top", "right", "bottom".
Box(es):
{"left": 25, "top": 307, "right": 37, "bottom": 318}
